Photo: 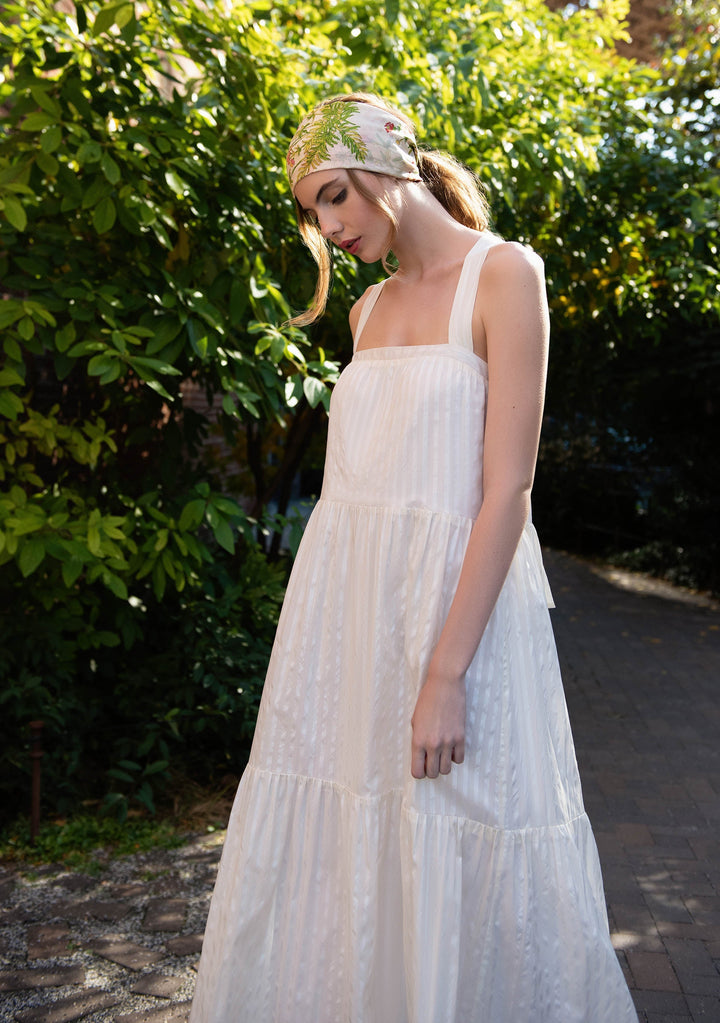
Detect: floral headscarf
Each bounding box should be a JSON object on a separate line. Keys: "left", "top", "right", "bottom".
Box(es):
{"left": 287, "top": 99, "right": 421, "bottom": 192}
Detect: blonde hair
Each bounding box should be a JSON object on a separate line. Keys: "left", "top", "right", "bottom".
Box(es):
{"left": 288, "top": 93, "right": 490, "bottom": 327}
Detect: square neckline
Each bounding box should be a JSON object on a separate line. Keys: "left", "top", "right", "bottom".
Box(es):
{"left": 351, "top": 342, "right": 488, "bottom": 376}
{"left": 351, "top": 234, "right": 495, "bottom": 364}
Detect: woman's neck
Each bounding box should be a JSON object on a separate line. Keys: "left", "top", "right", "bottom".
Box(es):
{"left": 390, "top": 184, "right": 482, "bottom": 281}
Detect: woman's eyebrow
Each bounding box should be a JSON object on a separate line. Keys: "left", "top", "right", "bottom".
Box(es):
{"left": 315, "top": 177, "right": 340, "bottom": 204}
{"left": 301, "top": 177, "right": 341, "bottom": 215}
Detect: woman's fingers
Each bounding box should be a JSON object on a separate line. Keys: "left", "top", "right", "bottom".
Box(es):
{"left": 452, "top": 741, "right": 465, "bottom": 765}
{"left": 438, "top": 746, "right": 454, "bottom": 775}
{"left": 411, "top": 744, "right": 428, "bottom": 779}
{"left": 411, "top": 740, "right": 463, "bottom": 779}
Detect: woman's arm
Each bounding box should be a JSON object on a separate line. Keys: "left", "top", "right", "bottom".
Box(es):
{"left": 410, "top": 242, "right": 550, "bottom": 780}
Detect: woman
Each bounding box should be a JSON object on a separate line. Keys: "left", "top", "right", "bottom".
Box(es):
{"left": 190, "top": 93, "right": 637, "bottom": 1023}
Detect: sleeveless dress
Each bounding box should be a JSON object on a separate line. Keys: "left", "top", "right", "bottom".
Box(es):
{"left": 190, "top": 235, "right": 637, "bottom": 1023}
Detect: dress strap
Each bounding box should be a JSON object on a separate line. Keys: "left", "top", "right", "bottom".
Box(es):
{"left": 447, "top": 233, "right": 501, "bottom": 351}
{"left": 352, "top": 280, "right": 387, "bottom": 351}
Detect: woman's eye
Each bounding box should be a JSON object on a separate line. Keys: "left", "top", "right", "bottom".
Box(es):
{"left": 331, "top": 189, "right": 347, "bottom": 206}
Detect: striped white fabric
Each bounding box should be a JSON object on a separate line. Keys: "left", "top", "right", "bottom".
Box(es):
{"left": 190, "top": 235, "right": 637, "bottom": 1023}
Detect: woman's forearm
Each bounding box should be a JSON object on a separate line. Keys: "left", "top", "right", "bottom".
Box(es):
{"left": 430, "top": 485, "right": 532, "bottom": 680}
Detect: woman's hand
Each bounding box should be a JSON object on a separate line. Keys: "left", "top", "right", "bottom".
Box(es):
{"left": 410, "top": 662, "right": 466, "bottom": 780}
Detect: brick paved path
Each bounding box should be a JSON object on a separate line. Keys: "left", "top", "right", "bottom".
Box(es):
{"left": 547, "top": 550, "right": 720, "bottom": 1023}
{"left": 0, "top": 549, "right": 718, "bottom": 1022}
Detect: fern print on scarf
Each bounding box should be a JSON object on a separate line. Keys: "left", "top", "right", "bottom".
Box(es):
{"left": 287, "top": 99, "right": 420, "bottom": 191}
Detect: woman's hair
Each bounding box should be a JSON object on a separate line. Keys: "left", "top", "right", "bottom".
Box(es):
{"left": 288, "top": 92, "right": 491, "bottom": 327}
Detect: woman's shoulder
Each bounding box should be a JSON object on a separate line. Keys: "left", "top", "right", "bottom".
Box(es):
{"left": 483, "top": 237, "right": 545, "bottom": 279}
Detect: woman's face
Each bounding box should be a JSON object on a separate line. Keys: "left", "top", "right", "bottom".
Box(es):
{"left": 294, "top": 168, "right": 396, "bottom": 263}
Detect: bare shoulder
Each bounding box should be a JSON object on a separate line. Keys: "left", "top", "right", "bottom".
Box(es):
{"left": 483, "top": 240, "right": 545, "bottom": 284}
{"left": 479, "top": 240, "right": 550, "bottom": 355}
{"left": 349, "top": 283, "right": 377, "bottom": 334}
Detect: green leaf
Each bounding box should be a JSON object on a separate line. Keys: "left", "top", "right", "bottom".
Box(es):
{"left": 115, "top": 3, "right": 134, "bottom": 29}
{"left": 303, "top": 376, "right": 326, "bottom": 409}
{"left": 136, "top": 780, "right": 156, "bottom": 814}
{"left": 62, "top": 557, "right": 85, "bottom": 587}
{"left": 88, "top": 353, "right": 117, "bottom": 376}
{"left": 0, "top": 303, "right": 24, "bottom": 329}
{"left": 93, "top": 196, "right": 116, "bottom": 233}
{"left": 40, "top": 125, "right": 63, "bottom": 153}
{"left": 94, "top": 2, "right": 125, "bottom": 35}
{"left": 285, "top": 375, "right": 303, "bottom": 408}
{"left": 3, "top": 195, "right": 27, "bottom": 232}
{"left": 30, "top": 86, "right": 62, "bottom": 118}
{"left": 270, "top": 335, "right": 285, "bottom": 363}
{"left": 143, "top": 378, "right": 172, "bottom": 400}
{"left": 213, "top": 497, "right": 242, "bottom": 518}
{"left": 145, "top": 316, "right": 182, "bottom": 355}
{"left": 77, "top": 140, "right": 102, "bottom": 165}
{"left": 62, "top": 76, "right": 93, "bottom": 120}
{"left": 94, "top": 630, "right": 120, "bottom": 647}
{"left": 129, "top": 356, "right": 181, "bottom": 375}
{"left": 3, "top": 337, "right": 22, "bottom": 361}
{"left": 19, "top": 538, "right": 46, "bottom": 577}
{"left": 36, "top": 151, "right": 59, "bottom": 176}
{"left": 98, "top": 360, "right": 122, "bottom": 384}
{"left": 0, "top": 368, "right": 25, "bottom": 387}
{"left": 101, "top": 152, "right": 121, "bottom": 184}
{"left": 110, "top": 330, "right": 127, "bottom": 353}
{"left": 152, "top": 560, "right": 167, "bottom": 600}
{"left": 178, "top": 498, "right": 205, "bottom": 531}
{"left": 102, "top": 570, "right": 128, "bottom": 600}
{"left": 0, "top": 391, "right": 23, "bottom": 420}
{"left": 18, "top": 317, "right": 34, "bottom": 341}
{"left": 21, "top": 112, "right": 54, "bottom": 132}
{"left": 87, "top": 521, "right": 102, "bottom": 556}
{"left": 55, "top": 323, "right": 77, "bottom": 353}
{"left": 187, "top": 318, "right": 208, "bottom": 357}
{"left": 210, "top": 515, "right": 235, "bottom": 554}
{"left": 165, "top": 170, "right": 187, "bottom": 194}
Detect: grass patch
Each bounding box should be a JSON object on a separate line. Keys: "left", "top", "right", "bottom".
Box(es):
{"left": 0, "top": 814, "right": 187, "bottom": 873}
{"left": 0, "top": 775, "right": 238, "bottom": 872}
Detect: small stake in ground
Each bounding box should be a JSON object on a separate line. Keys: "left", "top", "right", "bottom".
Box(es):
{"left": 29, "top": 720, "right": 44, "bottom": 845}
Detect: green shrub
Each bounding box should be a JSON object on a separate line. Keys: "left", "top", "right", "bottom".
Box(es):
{"left": 0, "top": 538, "right": 287, "bottom": 825}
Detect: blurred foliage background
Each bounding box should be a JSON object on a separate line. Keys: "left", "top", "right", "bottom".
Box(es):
{"left": 0, "top": 0, "right": 718, "bottom": 825}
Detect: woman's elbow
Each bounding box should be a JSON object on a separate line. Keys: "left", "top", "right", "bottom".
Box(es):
{"left": 482, "top": 477, "right": 533, "bottom": 513}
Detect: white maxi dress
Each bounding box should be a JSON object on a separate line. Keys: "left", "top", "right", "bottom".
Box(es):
{"left": 190, "top": 235, "right": 638, "bottom": 1023}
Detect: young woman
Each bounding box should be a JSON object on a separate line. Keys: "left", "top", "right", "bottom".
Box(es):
{"left": 190, "top": 93, "right": 637, "bottom": 1023}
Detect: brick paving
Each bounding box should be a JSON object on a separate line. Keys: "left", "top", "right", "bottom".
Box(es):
{"left": 0, "top": 548, "right": 718, "bottom": 1021}
{"left": 547, "top": 550, "right": 720, "bottom": 1022}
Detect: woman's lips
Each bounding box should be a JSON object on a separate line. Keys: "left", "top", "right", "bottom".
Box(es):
{"left": 341, "top": 238, "right": 360, "bottom": 255}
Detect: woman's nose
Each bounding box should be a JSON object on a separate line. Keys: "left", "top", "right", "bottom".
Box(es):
{"left": 318, "top": 211, "right": 341, "bottom": 240}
